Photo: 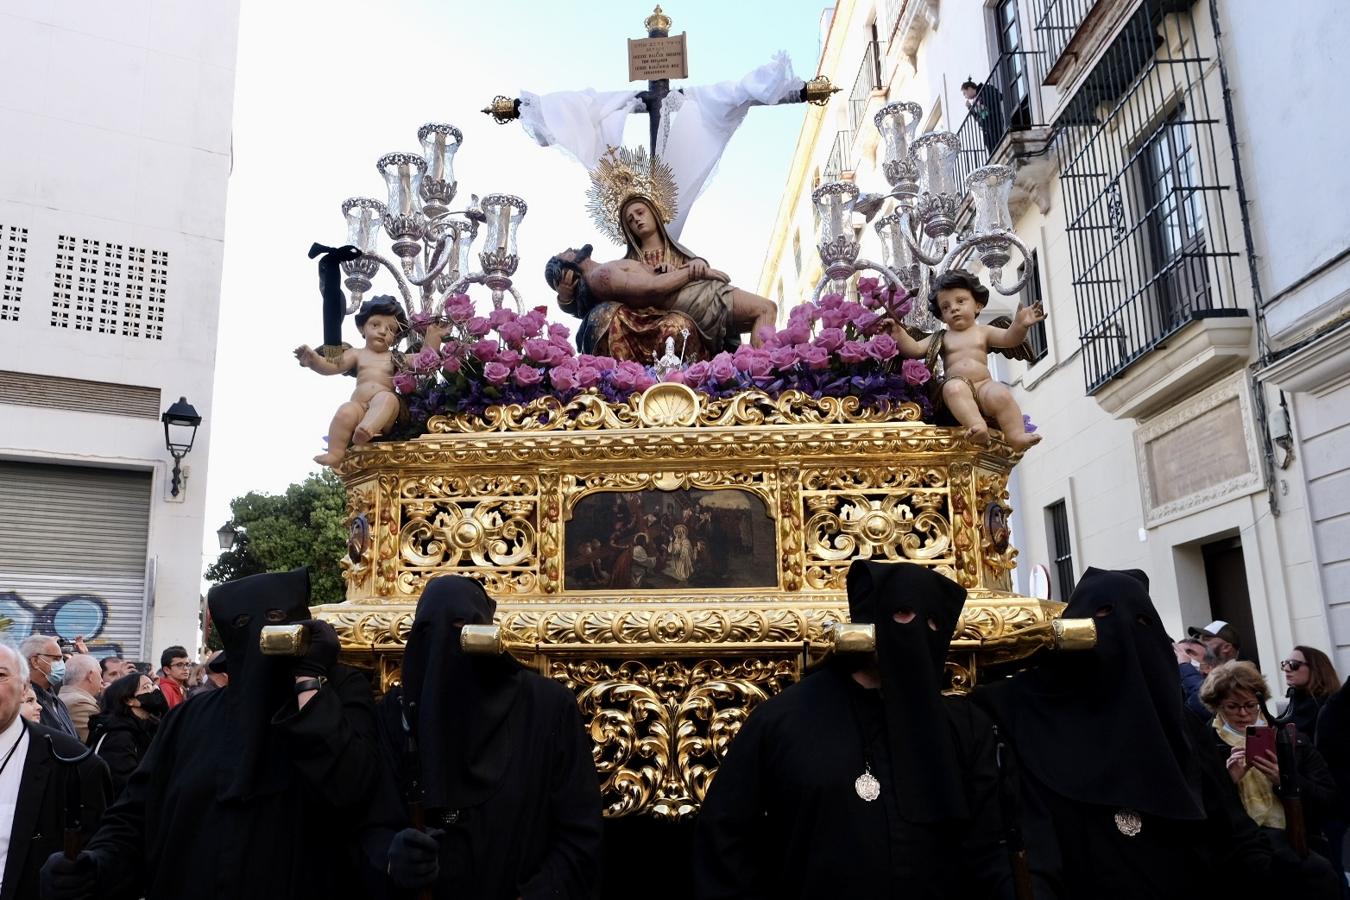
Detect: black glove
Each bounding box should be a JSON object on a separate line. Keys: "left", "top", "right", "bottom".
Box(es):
{"left": 292, "top": 619, "right": 339, "bottom": 679}
{"left": 40, "top": 852, "right": 96, "bottom": 900}
{"left": 387, "top": 827, "right": 443, "bottom": 889}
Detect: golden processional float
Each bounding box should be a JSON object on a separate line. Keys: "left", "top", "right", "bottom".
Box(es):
{"left": 307, "top": 7, "right": 1093, "bottom": 821}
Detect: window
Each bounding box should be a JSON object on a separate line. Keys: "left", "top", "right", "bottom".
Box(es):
{"left": 1137, "top": 103, "right": 1210, "bottom": 332}
{"left": 994, "top": 0, "right": 1032, "bottom": 133}
{"left": 792, "top": 232, "right": 802, "bottom": 277}
{"left": 1019, "top": 249, "right": 1048, "bottom": 364}
{"left": 1046, "top": 500, "right": 1075, "bottom": 600}
{"left": 49, "top": 234, "right": 168, "bottom": 340}
{"left": 1, "top": 225, "right": 27, "bottom": 322}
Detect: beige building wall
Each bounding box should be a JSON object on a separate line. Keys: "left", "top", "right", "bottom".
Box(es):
{"left": 759, "top": 0, "right": 1347, "bottom": 680}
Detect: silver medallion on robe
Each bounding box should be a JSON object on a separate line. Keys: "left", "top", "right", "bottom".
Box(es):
{"left": 855, "top": 766, "right": 881, "bottom": 802}
{"left": 1113, "top": 809, "right": 1142, "bottom": 837}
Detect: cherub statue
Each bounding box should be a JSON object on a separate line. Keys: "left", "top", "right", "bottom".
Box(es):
{"left": 293, "top": 295, "right": 421, "bottom": 467}
{"left": 892, "top": 269, "right": 1044, "bottom": 450}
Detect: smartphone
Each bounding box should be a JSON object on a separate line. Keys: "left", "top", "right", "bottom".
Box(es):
{"left": 1246, "top": 725, "right": 1276, "bottom": 764}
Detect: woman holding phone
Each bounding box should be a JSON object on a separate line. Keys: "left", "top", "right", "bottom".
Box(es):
{"left": 1200, "top": 661, "right": 1338, "bottom": 855}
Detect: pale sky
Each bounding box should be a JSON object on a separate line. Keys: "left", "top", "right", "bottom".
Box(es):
{"left": 201, "top": 0, "right": 830, "bottom": 585}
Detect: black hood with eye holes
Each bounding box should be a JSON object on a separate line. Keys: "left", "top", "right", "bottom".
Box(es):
{"left": 977, "top": 567, "right": 1204, "bottom": 820}
{"left": 846, "top": 561, "right": 969, "bottom": 823}
{"left": 206, "top": 567, "right": 312, "bottom": 801}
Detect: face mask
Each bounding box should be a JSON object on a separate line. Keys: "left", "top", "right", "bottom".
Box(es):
{"left": 46, "top": 659, "right": 66, "bottom": 688}
{"left": 1190, "top": 659, "right": 1202, "bottom": 669}
{"left": 136, "top": 689, "right": 169, "bottom": 718}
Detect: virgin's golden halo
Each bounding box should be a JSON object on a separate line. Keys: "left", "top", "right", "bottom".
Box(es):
{"left": 586, "top": 145, "right": 678, "bottom": 245}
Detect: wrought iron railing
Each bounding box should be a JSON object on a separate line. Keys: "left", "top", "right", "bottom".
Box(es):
{"left": 1053, "top": 1, "right": 1242, "bottom": 393}
{"left": 822, "top": 130, "right": 852, "bottom": 184}
{"left": 849, "top": 40, "right": 883, "bottom": 145}
{"left": 954, "top": 51, "right": 1039, "bottom": 189}
{"left": 1029, "top": 0, "right": 1101, "bottom": 73}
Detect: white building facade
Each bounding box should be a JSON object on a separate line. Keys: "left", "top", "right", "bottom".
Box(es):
{"left": 0, "top": 2, "right": 240, "bottom": 663}
{"left": 760, "top": 0, "right": 1350, "bottom": 677}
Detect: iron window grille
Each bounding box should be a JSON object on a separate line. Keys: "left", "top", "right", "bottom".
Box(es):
{"left": 1047, "top": 499, "right": 1075, "bottom": 599}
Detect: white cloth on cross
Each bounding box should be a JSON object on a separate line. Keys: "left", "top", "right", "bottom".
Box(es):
{"left": 518, "top": 52, "right": 803, "bottom": 240}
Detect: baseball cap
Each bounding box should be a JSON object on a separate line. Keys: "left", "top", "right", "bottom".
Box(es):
{"left": 1187, "top": 619, "right": 1241, "bottom": 648}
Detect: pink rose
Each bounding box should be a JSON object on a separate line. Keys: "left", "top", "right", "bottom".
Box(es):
{"left": 441, "top": 355, "right": 462, "bottom": 375}
{"left": 865, "top": 333, "right": 898, "bottom": 361}
{"left": 575, "top": 366, "right": 601, "bottom": 389}
{"left": 443, "top": 293, "right": 474, "bottom": 323}
{"left": 818, "top": 292, "right": 845, "bottom": 310}
{"left": 814, "top": 327, "right": 845, "bottom": 352}
{"left": 470, "top": 339, "right": 499, "bottom": 362}
{"left": 550, "top": 363, "right": 579, "bottom": 391}
{"left": 465, "top": 316, "right": 491, "bottom": 338}
{"left": 683, "top": 361, "right": 712, "bottom": 386}
{"left": 709, "top": 352, "right": 738, "bottom": 384}
{"left": 610, "top": 360, "right": 647, "bottom": 391}
{"left": 575, "top": 354, "right": 601, "bottom": 369}
{"left": 838, "top": 340, "right": 869, "bottom": 365}
{"left": 518, "top": 311, "right": 546, "bottom": 339}
{"left": 787, "top": 303, "right": 817, "bottom": 325}
{"left": 901, "top": 358, "right": 931, "bottom": 385}
{"left": 409, "top": 311, "right": 434, "bottom": 331}
{"left": 779, "top": 321, "right": 811, "bottom": 345}
{"left": 512, "top": 365, "right": 543, "bottom": 388}
{"left": 496, "top": 349, "right": 521, "bottom": 369}
{"left": 851, "top": 310, "right": 882, "bottom": 333}
{"left": 632, "top": 371, "right": 656, "bottom": 392}
{"left": 856, "top": 277, "right": 879, "bottom": 298}
{"left": 548, "top": 322, "right": 571, "bottom": 341}
{"left": 769, "top": 346, "right": 799, "bottom": 370}
{"left": 524, "top": 338, "right": 556, "bottom": 364}
{"left": 818, "top": 308, "right": 850, "bottom": 330}
{"left": 798, "top": 344, "right": 831, "bottom": 370}
{"left": 839, "top": 301, "right": 865, "bottom": 319}
{"left": 412, "top": 347, "right": 442, "bottom": 374}
{"left": 482, "top": 361, "right": 511, "bottom": 385}
{"left": 590, "top": 355, "right": 617, "bottom": 372}
{"left": 497, "top": 321, "right": 527, "bottom": 348}
{"left": 488, "top": 308, "right": 515, "bottom": 328}
{"left": 756, "top": 325, "right": 779, "bottom": 348}
{"left": 745, "top": 350, "right": 773, "bottom": 378}
{"left": 393, "top": 372, "right": 417, "bottom": 393}
{"left": 661, "top": 370, "right": 687, "bottom": 385}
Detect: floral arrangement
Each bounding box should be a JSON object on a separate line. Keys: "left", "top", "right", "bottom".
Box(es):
{"left": 394, "top": 277, "right": 935, "bottom": 431}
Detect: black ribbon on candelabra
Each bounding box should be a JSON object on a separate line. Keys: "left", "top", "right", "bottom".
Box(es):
{"left": 308, "top": 242, "right": 363, "bottom": 353}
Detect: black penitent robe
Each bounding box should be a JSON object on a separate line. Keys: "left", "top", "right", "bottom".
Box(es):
{"left": 694, "top": 665, "right": 1011, "bottom": 900}
{"left": 81, "top": 664, "right": 382, "bottom": 900}
{"left": 373, "top": 674, "right": 603, "bottom": 900}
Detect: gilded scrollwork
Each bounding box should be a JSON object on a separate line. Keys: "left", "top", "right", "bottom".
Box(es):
{"left": 340, "top": 480, "right": 376, "bottom": 596}
{"left": 556, "top": 658, "right": 798, "bottom": 818}
{"left": 977, "top": 469, "right": 1017, "bottom": 592}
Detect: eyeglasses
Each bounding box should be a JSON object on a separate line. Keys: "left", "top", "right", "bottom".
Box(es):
{"left": 1280, "top": 659, "right": 1305, "bottom": 672}
{"left": 1220, "top": 702, "right": 1261, "bottom": 714}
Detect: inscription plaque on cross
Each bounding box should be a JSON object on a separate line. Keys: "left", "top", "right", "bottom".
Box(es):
{"left": 482, "top": 5, "right": 838, "bottom": 158}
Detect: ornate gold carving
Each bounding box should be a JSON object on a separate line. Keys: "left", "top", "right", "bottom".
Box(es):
{"left": 340, "top": 481, "right": 376, "bottom": 596}
{"left": 977, "top": 470, "right": 1017, "bottom": 592}
{"left": 556, "top": 658, "right": 797, "bottom": 819}
{"left": 638, "top": 382, "right": 700, "bottom": 426}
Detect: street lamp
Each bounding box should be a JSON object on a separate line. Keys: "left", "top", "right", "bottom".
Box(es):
{"left": 216, "top": 522, "right": 240, "bottom": 551}
{"left": 160, "top": 396, "right": 201, "bottom": 498}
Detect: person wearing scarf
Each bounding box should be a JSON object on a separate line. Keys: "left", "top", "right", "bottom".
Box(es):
{"left": 42, "top": 568, "right": 384, "bottom": 900}
{"left": 371, "top": 575, "right": 602, "bottom": 899}
{"left": 693, "top": 561, "right": 1013, "bottom": 899}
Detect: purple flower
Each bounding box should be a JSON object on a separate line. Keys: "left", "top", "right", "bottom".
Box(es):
{"left": 865, "top": 333, "right": 899, "bottom": 362}
{"left": 575, "top": 366, "right": 601, "bottom": 389}
{"left": 856, "top": 277, "right": 880, "bottom": 297}
{"left": 441, "top": 355, "right": 462, "bottom": 375}
{"left": 550, "top": 363, "right": 579, "bottom": 391}
{"left": 778, "top": 321, "right": 811, "bottom": 346}
{"left": 838, "top": 340, "right": 869, "bottom": 365}
{"left": 818, "top": 308, "right": 850, "bottom": 330}
{"left": 683, "top": 361, "right": 712, "bottom": 386}
{"left": 817, "top": 292, "right": 845, "bottom": 311}
{"left": 497, "top": 321, "right": 527, "bottom": 348}
{"left": 409, "top": 311, "right": 434, "bottom": 332}
{"left": 798, "top": 344, "right": 831, "bottom": 370}
{"left": 496, "top": 349, "right": 521, "bottom": 369}
{"left": 393, "top": 372, "right": 417, "bottom": 393}
{"left": 518, "top": 309, "right": 547, "bottom": 338}
{"left": 756, "top": 325, "right": 779, "bottom": 347}
{"left": 814, "top": 327, "right": 845, "bottom": 352}
{"left": 443, "top": 293, "right": 474, "bottom": 323}
{"left": 411, "top": 347, "right": 442, "bottom": 374}
{"left": 523, "top": 338, "right": 556, "bottom": 364}
{"left": 632, "top": 371, "right": 656, "bottom": 392}
{"left": 744, "top": 350, "right": 774, "bottom": 378}
{"left": 610, "top": 360, "right": 647, "bottom": 391}
{"left": 512, "top": 365, "right": 543, "bottom": 388}
{"left": 851, "top": 310, "right": 883, "bottom": 333}
{"left": 482, "top": 361, "right": 511, "bottom": 385}
{"left": 901, "top": 358, "right": 931, "bottom": 385}
{"left": 470, "top": 339, "right": 499, "bottom": 362}
{"left": 465, "top": 316, "right": 491, "bottom": 338}
{"left": 769, "top": 346, "right": 799, "bottom": 370}
{"left": 709, "top": 353, "right": 738, "bottom": 384}
{"left": 1023, "top": 414, "right": 1038, "bottom": 434}
{"left": 590, "top": 355, "right": 617, "bottom": 373}
{"left": 488, "top": 308, "right": 516, "bottom": 329}
{"left": 548, "top": 322, "right": 571, "bottom": 341}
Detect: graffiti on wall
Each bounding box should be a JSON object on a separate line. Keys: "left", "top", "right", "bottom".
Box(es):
{"left": 0, "top": 591, "right": 124, "bottom": 658}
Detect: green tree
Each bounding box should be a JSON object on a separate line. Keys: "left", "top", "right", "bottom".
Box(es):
{"left": 206, "top": 470, "right": 349, "bottom": 610}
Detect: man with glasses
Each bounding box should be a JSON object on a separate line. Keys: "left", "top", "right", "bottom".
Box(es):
{"left": 18, "top": 635, "right": 77, "bottom": 738}
{"left": 156, "top": 646, "right": 191, "bottom": 711}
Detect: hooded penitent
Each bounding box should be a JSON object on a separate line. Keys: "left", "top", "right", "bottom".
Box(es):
{"left": 980, "top": 567, "right": 1204, "bottom": 820}
{"left": 400, "top": 575, "right": 522, "bottom": 810}
{"left": 845, "top": 560, "right": 969, "bottom": 823}
{"left": 207, "top": 566, "right": 313, "bottom": 801}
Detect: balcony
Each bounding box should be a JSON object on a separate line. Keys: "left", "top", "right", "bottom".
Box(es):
{"left": 1030, "top": 0, "right": 1102, "bottom": 81}
{"left": 821, "top": 130, "right": 853, "bottom": 184}
{"left": 848, "top": 40, "right": 884, "bottom": 150}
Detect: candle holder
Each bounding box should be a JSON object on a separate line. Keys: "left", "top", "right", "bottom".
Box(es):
{"left": 874, "top": 102, "right": 923, "bottom": 207}
{"left": 377, "top": 152, "right": 429, "bottom": 258}
{"left": 418, "top": 123, "right": 463, "bottom": 219}
{"left": 911, "top": 132, "right": 962, "bottom": 240}
{"left": 478, "top": 193, "right": 527, "bottom": 309}
{"left": 811, "top": 182, "right": 861, "bottom": 283}
{"left": 340, "top": 197, "right": 385, "bottom": 310}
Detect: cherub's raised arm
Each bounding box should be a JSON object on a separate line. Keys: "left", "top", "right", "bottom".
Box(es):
{"left": 294, "top": 344, "right": 356, "bottom": 375}
{"left": 589, "top": 263, "right": 694, "bottom": 308}
{"left": 986, "top": 303, "right": 1045, "bottom": 349}
{"left": 886, "top": 323, "right": 933, "bottom": 358}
